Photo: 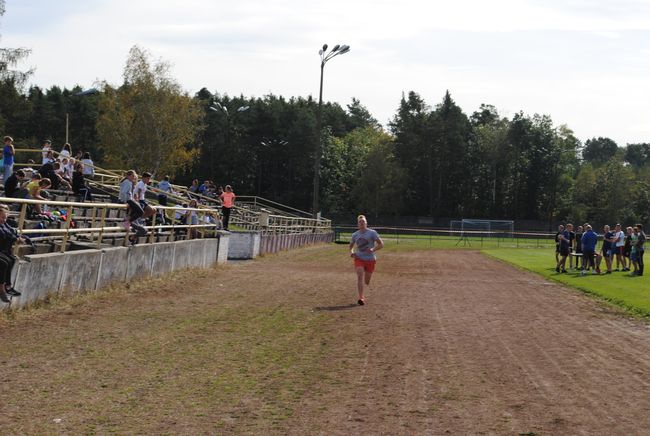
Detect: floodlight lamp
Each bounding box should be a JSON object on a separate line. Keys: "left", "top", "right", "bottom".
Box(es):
{"left": 238, "top": 105, "right": 250, "bottom": 112}
{"left": 322, "top": 43, "right": 328, "bottom": 51}
{"left": 332, "top": 44, "right": 340, "bottom": 52}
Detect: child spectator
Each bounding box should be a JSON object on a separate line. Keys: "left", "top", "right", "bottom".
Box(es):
{"left": 156, "top": 176, "right": 174, "bottom": 206}
{"left": 556, "top": 224, "right": 570, "bottom": 273}
{"left": 3, "top": 136, "right": 15, "bottom": 182}
{"left": 118, "top": 170, "right": 146, "bottom": 243}
{"left": 41, "top": 139, "right": 52, "bottom": 164}
{"left": 72, "top": 163, "right": 92, "bottom": 201}
{"left": 4, "top": 169, "right": 27, "bottom": 198}
{"left": 133, "top": 171, "right": 157, "bottom": 222}
{"left": 81, "top": 152, "right": 95, "bottom": 178}
{"left": 28, "top": 178, "right": 51, "bottom": 215}
{"left": 59, "top": 143, "right": 72, "bottom": 158}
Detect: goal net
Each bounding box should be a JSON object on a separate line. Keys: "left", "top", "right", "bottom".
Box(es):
{"left": 450, "top": 219, "right": 514, "bottom": 238}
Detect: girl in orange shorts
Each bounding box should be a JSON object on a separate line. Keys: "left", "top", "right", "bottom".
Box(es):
{"left": 349, "top": 215, "right": 384, "bottom": 305}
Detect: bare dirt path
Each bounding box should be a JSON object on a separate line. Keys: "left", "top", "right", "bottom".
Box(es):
{"left": 1, "top": 246, "right": 649, "bottom": 434}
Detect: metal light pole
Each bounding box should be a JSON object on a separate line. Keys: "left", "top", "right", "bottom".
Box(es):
{"left": 312, "top": 43, "right": 350, "bottom": 219}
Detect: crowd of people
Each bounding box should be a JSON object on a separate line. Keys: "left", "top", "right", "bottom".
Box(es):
{"left": 555, "top": 223, "right": 646, "bottom": 276}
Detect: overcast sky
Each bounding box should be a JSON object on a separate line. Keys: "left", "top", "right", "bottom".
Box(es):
{"left": 2, "top": 0, "right": 649, "bottom": 145}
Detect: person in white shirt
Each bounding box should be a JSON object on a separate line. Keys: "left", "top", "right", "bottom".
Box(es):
{"left": 134, "top": 171, "right": 157, "bottom": 222}
{"left": 614, "top": 223, "right": 627, "bottom": 271}
{"left": 59, "top": 143, "right": 72, "bottom": 159}
{"left": 41, "top": 139, "right": 51, "bottom": 164}
{"left": 81, "top": 152, "right": 95, "bottom": 178}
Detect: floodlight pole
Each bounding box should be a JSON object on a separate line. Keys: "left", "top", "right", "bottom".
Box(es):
{"left": 312, "top": 43, "right": 350, "bottom": 219}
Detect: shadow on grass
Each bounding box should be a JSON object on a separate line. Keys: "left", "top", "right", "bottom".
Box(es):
{"left": 313, "top": 303, "right": 359, "bottom": 312}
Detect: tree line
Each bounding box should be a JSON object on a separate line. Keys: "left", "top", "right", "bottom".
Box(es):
{"left": 0, "top": 43, "right": 648, "bottom": 227}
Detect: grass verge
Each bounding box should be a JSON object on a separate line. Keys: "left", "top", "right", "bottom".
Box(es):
{"left": 484, "top": 248, "right": 650, "bottom": 317}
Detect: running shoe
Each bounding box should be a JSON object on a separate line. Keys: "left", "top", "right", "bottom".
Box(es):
{"left": 357, "top": 299, "right": 365, "bottom": 306}
{"left": 6, "top": 288, "right": 21, "bottom": 297}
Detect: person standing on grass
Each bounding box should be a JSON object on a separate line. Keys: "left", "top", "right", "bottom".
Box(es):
{"left": 613, "top": 223, "right": 626, "bottom": 271}
{"left": 554, "top": 224, "right": 564, "bottom": 265}
{"left": 556, "top": 225, "right": 570, "bottom": 273}
{"left": 581, "top": 224, "right": 598, "bottom": 275}
{"left": 575, "top": 225, "right": 584, "bottom": 270}
{"left": 349, "top": 215, "right": 384, "bottom": 306}
{"left": 219, "top": 185, "right": 235, "bottom": 230}
{"left": 634, "top": 224, "right": 646, "bottom": 276}
{"left": 624, "top": 226, "right": 633, "bottom": 272}
{"left": 601, "top": 225, "right": 615, "bottom": 274}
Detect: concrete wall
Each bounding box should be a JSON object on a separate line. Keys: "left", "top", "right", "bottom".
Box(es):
{"left": 2, "top": 235, "right": 226, "bottom": 311}
{"left": 228, "top": 231, "right": 261, "bottom": 260}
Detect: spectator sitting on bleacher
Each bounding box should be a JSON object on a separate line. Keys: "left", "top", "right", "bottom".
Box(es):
{"left": 81, "top": 152, "right": 95, "bottom": 178}
{"left": 61, "top": 158, "right": 73, "bottom": 181}
{"left": 44, "top": 150, "right": 55, "bottom": 165}
{"left": 188, "top": 179, "right": 199, "bottom": 196}
{"left": 4, "top": 169, "right": 28, "bottom": 198}
{"left": 39, "top": 162, "right": 71, "bottom": 191}
{"left": 0, "top": 204, "right": 24, "bottom": 302}
{"left": 118, "top": 170, "right": 146, "bottom": 244}
{"left": 72, "top": 163, "right": 92, "bottom": 202}
{"left": 27, "top": 177, "right": 51, "bottom": 215}
{"left": 60, "top": 143, "right": 72, "bottom": 159}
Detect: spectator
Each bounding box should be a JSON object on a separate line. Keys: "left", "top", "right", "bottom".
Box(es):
{"left": 3, "top": 136, "right": 15, "bottom": 182}
{"left": 574, "top": 225, "right": 584, "bottom": 270}
{"left": 81, "top": 152, "right": 95, "bottom": 178}
{"left": 118, "top": 170, "right": 146, "bottom": 243}
{"left": 556, "top": 224, "right": 570, "bottom": 273}
{"left": 0, "top": 204, "right": 24, "bottom": 302}
{"left": 28, "top": 178, "right": 51, "bottom": 215}
{"left": 60, "top": 143, "right": 72, "bottom": 158}
{"left": 624, "top": 226, "right": 633, "bottom": 272}
{"left": 601, "top": 225, "right": 614, "bottom": 274}
{"left": 44, "top": 149, "right": 55, "bottom": 165}
{"left": 156, "top": 175, "right": 174, "bottom": 206}
{"left": 4, "top": 169, "right": 28, "bottom": 198}
{"left": 72, "top": 163, "right": 92, "bottom": 202}
{"left": 61, "top": 158, "right": 73, "bottom": 181}
{"left": 219, "top": 184, "right": 235, "bottom": 230}
{"left": 198, "top": 180, "right": 210, "bottom": 195}
{"left": 613, "top": 223, "right": 626, "bottom": 271}
{"left": 39, "top": 162, "right": 71, "bottom": 191}
{"left": 554, "top": 225, "right": 562, "bottom": 268}
{"left": 41, "top": 139, "right": 52, "bottom": 164}
{"left": 188, "top": 179, "right": 199, "bottom": 197}
{"left": 133, "top": 171, "right": 157, "bottom": 222}
{"left": 581, "top": 224, "right": 598, "bottom": 275}
{"left": 634, "top": 224, "right": 646, "bottom": 276}
{"left": 567, "top": 223, "right": 576, "bottom": 270}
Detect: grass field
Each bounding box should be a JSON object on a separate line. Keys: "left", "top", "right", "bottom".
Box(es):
{"left": 336, "top": 232, "right": 555, "bottom": 250}
{"left": 484, "top": 248, "right": 650, "bottom": 317}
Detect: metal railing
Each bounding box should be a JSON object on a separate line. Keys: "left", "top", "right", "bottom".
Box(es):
{"left": 1, "top": 196, "right": 220, "bottom": 255}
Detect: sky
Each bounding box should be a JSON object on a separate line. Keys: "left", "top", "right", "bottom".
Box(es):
{"left": 2, "top": 0, "right": 649, "bottom": 145}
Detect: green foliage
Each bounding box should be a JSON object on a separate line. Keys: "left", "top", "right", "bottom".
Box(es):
{"left": 582, "top": 136, "right": 619, "bottom": 164}
{"left": 96, "top": 46, "right": 203, "bottom": 176}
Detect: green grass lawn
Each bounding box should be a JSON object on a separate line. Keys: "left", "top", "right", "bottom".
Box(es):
{"left": 484, "top": 248, "right": 650, "bottom": 317}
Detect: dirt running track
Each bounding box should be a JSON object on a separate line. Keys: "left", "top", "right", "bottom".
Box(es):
{"left": 1, "top": 247, "right": 650, "bottom": 434}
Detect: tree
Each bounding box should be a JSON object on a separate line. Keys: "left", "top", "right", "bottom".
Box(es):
{"left": 624, "top": 143, "right": 650, "bottom": 168}
{"left": 96, "top": 46, "right": 203, "bottom": 176}
{"left": 0, "top": 0, "right": 32, "bottom": 87}
{"left": 582, "top": 137, "right": 618, "bottom": 165}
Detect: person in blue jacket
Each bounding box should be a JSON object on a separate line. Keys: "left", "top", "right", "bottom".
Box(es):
{"left": 581, "top": 224, "right": 598, "bottom": 275}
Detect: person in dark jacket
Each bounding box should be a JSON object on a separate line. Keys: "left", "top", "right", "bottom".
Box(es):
{"left": 0, "top": 204, "right": 24, "bottom": 302}
{"left": 3, "top": 169, "right": 27, "bottom": 198}
{"left": 72, "top": 163, "right": 92, "bottom": 201}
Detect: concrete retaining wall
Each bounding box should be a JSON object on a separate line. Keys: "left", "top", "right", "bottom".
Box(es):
{"left": 228, "top": 231, "right": 261, "bottom": 260}
{"left": 2, "top": 235, "right": 226, "bottom": 310}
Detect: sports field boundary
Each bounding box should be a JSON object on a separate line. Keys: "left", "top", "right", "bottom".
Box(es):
{"left": 482, "top": 249, "right": 650, "bottom": 319}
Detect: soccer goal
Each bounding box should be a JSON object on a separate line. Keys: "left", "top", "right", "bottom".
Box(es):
{"left": 450, "top": 219, "right": 514, "bottom": 239}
